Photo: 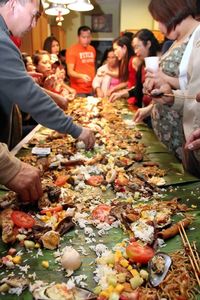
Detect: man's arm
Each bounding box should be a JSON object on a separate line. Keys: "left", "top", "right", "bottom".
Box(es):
{"left": 67, "top": 63, "right": 91, "bottom": 82}
{"left": 0, "top": 35, "right": 82, "bottom": 139}
{"left": 0, "top": 143, "right": 43, "bottom": 202}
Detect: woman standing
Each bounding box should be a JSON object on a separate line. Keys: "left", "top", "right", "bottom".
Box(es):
{"left": 142, "top": 0, "right": 199, "bottom": 161}
{"left": 107, "top": 36, "right": 136, "bottom": 98}
{"left": 109, "top": 29, "right": 160, "bottom": 112}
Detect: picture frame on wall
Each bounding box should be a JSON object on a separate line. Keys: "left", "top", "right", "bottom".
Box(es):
{"left": 91, "top": 14, "right": 112, "bottom": 33}
{"left": 82, "top": 0, "right": 120, "bottom": 40}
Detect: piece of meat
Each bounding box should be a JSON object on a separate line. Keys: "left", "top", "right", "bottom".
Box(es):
{"left": 1, "top": 208, "right": 16, "bottom": 244}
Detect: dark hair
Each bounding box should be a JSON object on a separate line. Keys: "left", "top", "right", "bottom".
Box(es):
{"left": 134, "top": 28, "right": 161, "bottom": 56}
{"left": 148, "top": 0, "right": 196, "bottom": 34}
{"left": 99, "top": 47, "right": 114, "bottom": 66}
{"left": 43, "top": 36, "right": 60, "bottom": 54}
{"left": 122, "top": 31, "right": 134, "bottom": 42}
{"left": 59, "top": 49, "right": 66, "bottom": 57}
{"left": 32, "top": 50, "right": 49, "bottom": 67}
{"left": 113, "top": 36, "right": 135, "bottom": 82}
{"left": 21, "top": 52, "right": 30, "bottom": 69}
{"left": 77, "top": 26, "right": 92, "bottom": 36}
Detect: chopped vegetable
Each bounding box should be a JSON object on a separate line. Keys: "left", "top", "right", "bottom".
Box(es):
{"left": 40, "top": 205, "right": 63, "bottom": 214}
{"left": 55, "top": 175, "right": 68, "bottom": 186}
{"left": 24, "top": 240, "right": 35, "bottom": 249}
{"left": 11, "top": 211, "right": 35, "bottom": 229}
{"left": 126, "top": 241, "right": 155, "bottom": 264}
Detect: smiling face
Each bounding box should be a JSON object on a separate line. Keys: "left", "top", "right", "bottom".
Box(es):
{"left": 132, "top": 37, "right": 150, "bottom": 59}
{"left": 113, "top": 43, "right": 126, "bottom": 61}
{"left": 9, "top": 0, "right": 41, "bottom": 37}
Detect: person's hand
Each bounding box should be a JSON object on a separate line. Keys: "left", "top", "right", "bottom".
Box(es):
{"left": 143, "top": 69, "right": 167, "bottom": 95}
{"left": 150, "top": 83, "right": 174, "bottom": 105}
{"left": 53, "top": 93, "right": 68, "bottom": 110}
{"left": 6, "top": 162, "right": 43, "bottom": 203}
{"left": 28, "top": 71, "right": 43, "bottom": 84}
{"left": 185, "top": 129, "right": 200, "bottom": 151}
{"left": 97, "top": 70, "right": 106, "bottom": 77}
{"left": 67, "top": 93, "right": 76, "bottom": 101}
{"left": 134, "top": 105, "right": 153, "bottom": 123}
{"left": 81, "top": 74, "right": 91, "bottom": 82}
{"left": 78, "top": 127, "right": 95, "bottom": 150}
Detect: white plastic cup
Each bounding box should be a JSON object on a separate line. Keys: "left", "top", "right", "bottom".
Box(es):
{"left": 144, "top": 56, "right": 159, "bottom": 72}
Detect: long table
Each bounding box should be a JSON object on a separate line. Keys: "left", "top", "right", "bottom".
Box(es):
{"left": 0, "top": 98, "right": 199, "bottom": 299}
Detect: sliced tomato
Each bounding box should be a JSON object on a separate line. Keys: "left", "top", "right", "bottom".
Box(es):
{"left": 86, "top": 175, "right": 104, "bottom": 187}
{"left": 91, "top": 204, "right": 112, "bottom": 223}
{"left": 11, "top": 211, "right": 35, "bottom": 229}
{"left": 40, "top": 205, "right": 63, "bottom": 214}
{"left": 126, "top": 241, "right": 155, "bottom": 264}
{"left": 55, "top": 175, "right": 68, "bottom": 187}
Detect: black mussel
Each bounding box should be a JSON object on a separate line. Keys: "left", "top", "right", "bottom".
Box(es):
{"left": 47, "top": 186, "right": 61, "bottom": 202}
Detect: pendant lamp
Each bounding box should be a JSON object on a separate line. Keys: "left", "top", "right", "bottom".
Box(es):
{"left": 48, "top": 0, "right": 75, "bottom": 4}
{"left": 67, "top": 0, "right": 94, "bottom": 12}
{"left": 45, "top": 3, "right": 70, "bottom": 16}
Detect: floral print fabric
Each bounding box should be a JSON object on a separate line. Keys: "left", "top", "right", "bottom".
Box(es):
{"left": 151, "top": 41, "right": 188, "bottom": 160}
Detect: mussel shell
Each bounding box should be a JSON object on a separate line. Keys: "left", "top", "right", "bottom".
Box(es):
{"left": 148, "top": 252, "right": 172, "bottom": 287}
{"left": 74, "top": 287, "right": 97, "bottom": 300}
{"left": 32, "top": 282, "right": 97, "bottom": 300}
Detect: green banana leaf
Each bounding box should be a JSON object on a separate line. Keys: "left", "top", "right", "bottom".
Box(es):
{"left": 0, "top": 101, "right": 200, "bottom": 299}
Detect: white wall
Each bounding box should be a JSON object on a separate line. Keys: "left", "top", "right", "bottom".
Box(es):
{"left": 62, "top": 11, "right": 81, "bottom": 47}
{"left": 62, "top": 0, "right": 154, "bottom": 48}
{"left": 120, "top": 0, "right": 152, "bottom": 32}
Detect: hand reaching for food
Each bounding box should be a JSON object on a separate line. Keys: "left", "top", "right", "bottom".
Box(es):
{"left": 6, "top": 162, "right": 43, "bottom": 203}
{"left": 77, "top": 127, "right": 95, "bottom": 150}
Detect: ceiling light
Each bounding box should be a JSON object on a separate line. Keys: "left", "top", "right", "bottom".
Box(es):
{"left": 67, "top": 0, "right": 94, "bottom": 12}
{"left": 48, "top": 0, "right": 75, "bottom": 4}
{"left": 41, "top": 0, "right": 49, "bottom": 9}
{"left": 45, "top": 3, "right": 70, "bottom": 15}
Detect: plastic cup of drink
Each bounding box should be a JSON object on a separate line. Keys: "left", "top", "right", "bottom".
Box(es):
{"left": 144, "top": 56, "right": 159, "bottom": 71}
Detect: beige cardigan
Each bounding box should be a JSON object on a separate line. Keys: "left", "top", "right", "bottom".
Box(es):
{"left": 0, "top": 143, "right": 21, "bottom": 185}
{"left": 172, "top": 26, "right": 200, "bottom": 161}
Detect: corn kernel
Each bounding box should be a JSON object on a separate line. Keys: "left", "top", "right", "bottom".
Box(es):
{"left": 99, "top": 290, "right": 109, "bottom": 298}
{"left": 127, "top": 265, "right": 132, "bottom": 271}
{"left": 34, "top": 243, "right": 40, "bottom": 249}
{"left": 41, "top": 260, "right": 49, "bottom": 268}
{"left": 46, "top": 212, "right": 52, "bottom": 217}
{"left": 115, "top": 250, "right": 122, "bottom": 262}
{"left": 107, "top": 286, "right": 114, "bottom": 294}
{"left": 114, "top": 284, "right": 124, "bottom": 293}
{"left": 130, "top": 269, "right": 139, "bottom": 277}
{"left": 119, "top": 258, "right": 129, "bottom": 268}
{"left": 12, "top": 256, "right": 22, "bottom": 264}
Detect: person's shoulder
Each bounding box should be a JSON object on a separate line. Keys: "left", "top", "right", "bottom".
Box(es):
{"left": 98, "top": 64, "right": 108, "bottom": 71}
{"left": 67, "top": 43, "right": 79, "bottom": 51}
{"left": 88, "top": 44, "right": 96, "bottom": 51}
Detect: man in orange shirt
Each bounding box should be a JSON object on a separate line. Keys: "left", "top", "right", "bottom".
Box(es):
{"left": 66, "top": 26, "right": 96, "bottom": 96}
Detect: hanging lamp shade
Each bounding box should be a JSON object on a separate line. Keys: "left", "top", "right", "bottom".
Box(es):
{"left": 48, "top": 0, "right": 76, "bottom": 4}
{"left": 45, "top": 3, "right": 70, "bottom": 15}
{"left": 67, "top": 0, "right": 94, "bottom": 12}
{"left": 41, "top": 0, "right": 49, "bottom": 9}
